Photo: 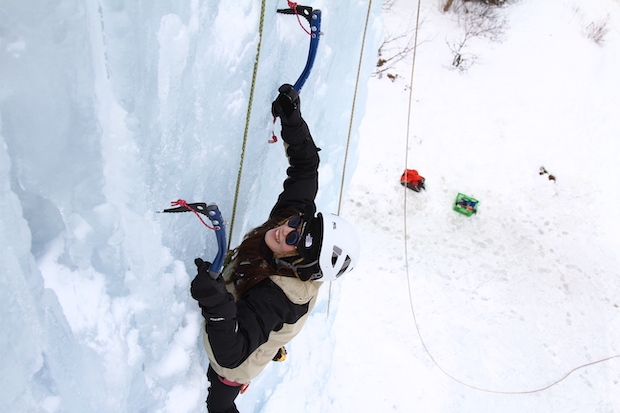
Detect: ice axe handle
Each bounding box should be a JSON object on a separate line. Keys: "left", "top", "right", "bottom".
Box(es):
{"left": 205, "top": 204, "right": 227, "bottom": 276}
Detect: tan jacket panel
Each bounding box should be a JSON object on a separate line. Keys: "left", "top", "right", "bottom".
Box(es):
{"left": 204, "top": 274, "right": 321, "bottom": 384}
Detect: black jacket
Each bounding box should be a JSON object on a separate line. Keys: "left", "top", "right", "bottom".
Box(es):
{"left": 270, "top": 117, "right": 319, "bottom": 220}
{"left": 191, "top": 114, "right": 320, "bottom": 375}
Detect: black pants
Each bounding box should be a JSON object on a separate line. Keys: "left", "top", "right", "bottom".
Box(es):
{"left": 206, "top": 365, "right": 242, "bottom": 413}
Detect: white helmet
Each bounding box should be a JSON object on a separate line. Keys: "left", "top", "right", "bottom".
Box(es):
{"left": 294, "top": 213, "right": 361, "bottom": 282}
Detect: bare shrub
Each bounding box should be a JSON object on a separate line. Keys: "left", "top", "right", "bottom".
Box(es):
{"left": 374, "top": 30, "right": 417, "bottom": 80}
{"left": 584, "top": 16, "right": 610, "bottom": 45}
{"left": 448, "top": 42, "right": 478, "bottom": 72}
{"left": 444, "top": 0, "right": 506, "bottom": 13}
{"left": 373, "top": 0, "right": 422, "bottom": 80}
{"left": 382, "top": 0, "right": 397, "bottom": 12}
{"left": 445, "top": 1, "right": 508, "bottom": 72}
{"left": 443, "top": 0, "right": 456, "bottom": 12}
{"left": 572, "top": 5, "right": 610, "bottom": 46}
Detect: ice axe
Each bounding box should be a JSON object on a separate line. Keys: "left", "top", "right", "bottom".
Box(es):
{"left": 162, "top": 201, "right": 227, "bottom": 279}
{"left": 277, "top": 3, "right": 322, "bottom": 92}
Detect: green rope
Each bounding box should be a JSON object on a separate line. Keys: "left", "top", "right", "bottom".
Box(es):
{"left": 228, "top": 0, "right": 267, "bottom": 251}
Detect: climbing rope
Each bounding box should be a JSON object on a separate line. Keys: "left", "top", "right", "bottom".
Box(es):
{"left": 228, "top": 0, "right": 267, "bottom": 251}
{"left": 327, "top": 0, "right": 375, "bottom": 317}
{"left": 402, "top": 0, "right": 620, "bottom": 395}
{"left": 336, "top": 0, "right": 374, "bottom": 216}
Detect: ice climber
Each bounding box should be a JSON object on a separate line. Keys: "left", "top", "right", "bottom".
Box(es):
{"left": 190, "top": 84, "right": 361, "bottom": 413}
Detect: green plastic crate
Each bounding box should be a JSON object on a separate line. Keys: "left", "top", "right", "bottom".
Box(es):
{"left": 453, "top": 193, "right": 479, "bottom": 216}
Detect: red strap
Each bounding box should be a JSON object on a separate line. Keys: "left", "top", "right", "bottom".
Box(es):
{"left": 217, "top": 375, "right": 250, "bottom": 393}
{"left": 287, "top": 1, "right": 312, "bottom": 35}
{"left": 171, "top": 199, "right": 215, "bottom": 230}
{"left": 269, "top": 116, "right": 278, "bottom": 143}
{"left": 217, "top": 375, "right": 243, "bottom": 386}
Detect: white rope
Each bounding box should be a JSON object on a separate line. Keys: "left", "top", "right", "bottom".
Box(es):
{"left": 402, "top": 0, "right": 620, "bottom": 394}
{"left": 328, "top": 0, "right": 375, "bottom": 318}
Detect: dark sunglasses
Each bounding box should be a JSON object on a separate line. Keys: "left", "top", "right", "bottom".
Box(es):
{"left": 285, "top": 214, "right": 304, "bottom": 246}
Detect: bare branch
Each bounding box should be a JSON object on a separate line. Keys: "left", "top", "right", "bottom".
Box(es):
{"left": 445, "top": 1, "right": 509, "bottom": 72}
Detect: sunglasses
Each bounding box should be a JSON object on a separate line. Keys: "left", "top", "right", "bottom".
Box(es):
{"left": 285, "top": 214, "right": 304, "bottom": 246}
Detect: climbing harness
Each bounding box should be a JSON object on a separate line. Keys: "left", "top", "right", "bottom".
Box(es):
{"left": 217, "top": 375, "right": 251, "bottom": 394}
{"left": 401, "top": 0, "right": 620, "bottom": 395}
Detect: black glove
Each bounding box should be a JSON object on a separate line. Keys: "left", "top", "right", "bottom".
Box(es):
{"left": 190, "top": 258, "right": 233, "bottom": 310}
{"left": 272, "top": 84, "right": 301, "bottom": 125}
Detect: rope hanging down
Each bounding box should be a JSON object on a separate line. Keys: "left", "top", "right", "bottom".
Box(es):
{"left": 327, "top": 0, "right": 375, "bottom": 317}
{"left": 336, "top": 0, "right": 373, "bottom": 216}
{"left": 228, "top": 0, "right": 268, "bottom": 251}
{"left": 231, "top": 2, "right": 320, "bottom": 241}
{"left": 402, "top": 0, "right": 620, "bottom": 395}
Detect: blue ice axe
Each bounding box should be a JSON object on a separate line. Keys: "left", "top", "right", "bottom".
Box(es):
{"left": 162, "top": 202, "right": 227, "bottom": 279}
{"left": 277, "top": 5, "right": 322, "bottom": 92}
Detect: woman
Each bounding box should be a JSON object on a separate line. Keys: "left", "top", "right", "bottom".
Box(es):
{"left": 190, "top": 84, "right": 361, "bottom": 413}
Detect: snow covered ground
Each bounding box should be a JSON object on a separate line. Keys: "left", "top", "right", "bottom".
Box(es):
{"left": 323, "top": 1, "right": 620, "bottom": 412}
{"left": 1, "top": 0, "right": 619, "bottom": 412}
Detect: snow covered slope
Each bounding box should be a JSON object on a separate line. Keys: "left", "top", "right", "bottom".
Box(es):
{"left": 325, "top": 1, "right": 620, "bottom": 412}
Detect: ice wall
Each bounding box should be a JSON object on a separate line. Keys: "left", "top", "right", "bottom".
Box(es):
{"left": 0, "top": 1, "right": 382, "bottom": 412}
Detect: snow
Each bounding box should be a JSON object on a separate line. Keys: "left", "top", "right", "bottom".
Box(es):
{"left": 1, "top": 0, "right": 619, "bottom": 412}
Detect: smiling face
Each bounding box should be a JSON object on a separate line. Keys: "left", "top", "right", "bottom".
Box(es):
{"left": 264, "top": 220, "right": 300, "bottom": 255}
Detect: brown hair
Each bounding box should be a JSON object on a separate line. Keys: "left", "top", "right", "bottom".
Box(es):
{"left": 229, "top": 212, "right": 298, "bottom": 297}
